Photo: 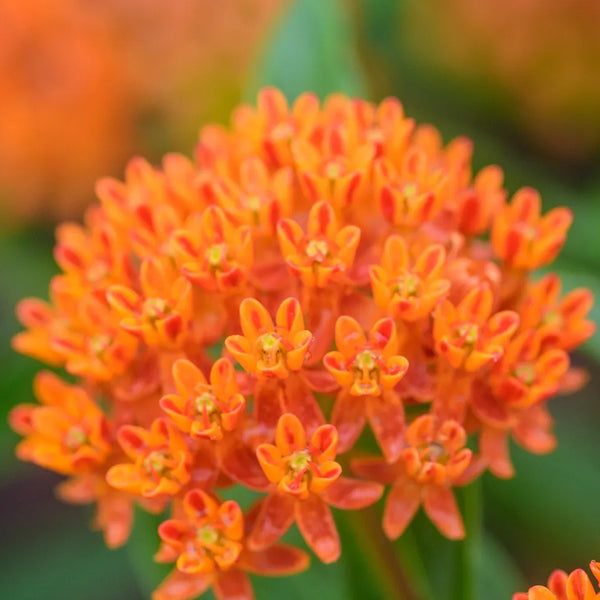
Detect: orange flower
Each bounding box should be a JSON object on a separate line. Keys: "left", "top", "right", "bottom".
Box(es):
{"left": 519, "top": 273, "right": 596, "bottom": 352}
{"left": 107, "top": 257, "right": 193, "bottom": 348}
{"left": 513, "top": 560, "right": 600, "bottom": 600}
{"left": 10, "top": 371, "right": 111, "bottom": 476}
{"left": 107, "top": 418, "right": 191, "bottom": 497}
{"left": 170, "top": 205, "right": 253, "bottom": 293}
{"left": 353, "top": 415, "right": 472, "bottom": 540}
{"left": 492, "top": 187, "right": 572, "bottom": 270}
{"left": 225, "top": 297, "right": 312, "bottom": 379}
{"left": 434, "top": 285, "right": 519, "bottom": 371}
{"left": 154, "top": 488, "right": 309, "bottom": 600}
{"left": 251, "top": 413, "right": 383, "bottom": 563}
{"left": 370, "top": 235, "right": 449, "bottom": 321}
{"left": 277, "top": 200, "right": 361, "bottom": 287}
{"left": 160, "top": 358, "right": 245, "bottom": 440}
{"left": 491, "top": 330, "right": 569, "bottom": 409}
{"left": 323, "top": 316, "right": 408, "bottom": 460}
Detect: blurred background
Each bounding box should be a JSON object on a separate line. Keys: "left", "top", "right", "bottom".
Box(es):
{"left": 1, "top": 1, "right": 599, "bottom": 598}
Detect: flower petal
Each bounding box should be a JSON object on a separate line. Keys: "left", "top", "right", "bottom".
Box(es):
{"left": 276, "top": 297, "right": 304, "bottom": 335}
{"left": 383, "top": 479, "right": 421, "bottom": 540}
{"left": 422, "top": 484, "right": 464, "bottom": 540}
{"left": 334, "top": 316, "right": 366, "bottom": 358}
{"left": 366, "top": 394, "right": 405, "bottom": 463}
{"left": 239, "top": 298, "right": 273, "bottom": 341}
{"left": 331, "top": 390, "right": 366, "bottom": 453}
{"left": 248, "top": 492, "right": 296, "bottom": 550}
{"left": 220, "top": 436, "right": 271, "bottom": 491}
{"left": 321, "top": 477, "right": 383, "bottom": 510}
{"left": 240, "top": 544, "right": 310, "bottom": 576}
{"left": 295, "top": 495, "right": 340, "bottom": 564}
{"left": 172, "top": 359, "right": 205, "bottom": 398}
{"left": 275, "top": 413, "right": 306, "bottom": 455}
{"left": 152, "top": 569, "right": 212, "bottom": 600}
{"left": 213, "top": 569, "right": 253, "bottom": 600}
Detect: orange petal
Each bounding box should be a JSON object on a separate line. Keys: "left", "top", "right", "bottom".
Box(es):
{"left": 172, "top": 359, "right": 206, "bottom": 398}
{"left": 351, "top": 456, "right": 399, "bottom": 484}
{"left": 240, "top": 544, "right": 310, "bottom": 576}
{"left": 383, "top": 479, "right": 421, "bottom": 540}
{"left": 323, "top": 351, "right": 353, "bottom": 388}
{"left": 366, "top": 394, "right": 405, "bottom": 463}
{"left": 248, "top": 492, "right": 296, "bottom": 550}
{"left": 220, "top": 436, "right": 271, "bottom": 491}
{"left": 183, "top": 489, "right": 218, "bottom": 522}
{"left": 331, "top": 390, "right": 366, "bottom": 453}
{"left": 256, "top": 444, "right": 285, "bottom": 483}
{"left": 566, "top": 569, "right": 596, "bottom": 600}
{"left": 152, "top": 569, "right": 212, "bottom": 600}
{"left": 422, "top": 485, "right": 464, "bottom": 540}
{"left": 307, "top": 201, "right": 337, "bottom": 238}
{"left": 239, "top": 298, "right": 273, "bottom": 341}
{"left": 213, "top": 569, "right": 253, "bottom": 600}
{"left": 321, "top": 477, "right": 383, "bottom": 510}
{"left": 275, "top": 413, "right": 306, "bottom": 455}
{"left": 280, "top": 377, "right": 325, "bottom": 435}
{"left": 276, "top": 297, "right": 304, "bottom": 335}
{"left": 105, "top": 464, "right": 143, "bottom": 494}
{"left": 381, "top": 235, "right": 409, "bottom": 274}
{"left": 295, "top": 495, "right": 340, "bottom": 564}
{"left": 334, "top": 316, "right": 366, "bottom": 358}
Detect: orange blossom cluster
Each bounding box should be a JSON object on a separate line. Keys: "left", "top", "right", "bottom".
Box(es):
{"left": 9, "top": 88, "right": 595, "bottom": 600}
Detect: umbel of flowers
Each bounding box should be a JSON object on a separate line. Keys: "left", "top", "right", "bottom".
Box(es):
{"left": 10, "top": 88, "right": 595, "bottom": 600}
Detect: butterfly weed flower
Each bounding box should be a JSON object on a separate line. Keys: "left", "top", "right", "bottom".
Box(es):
{"left": 9, "top": 87, "right": 594, "bottom": 599}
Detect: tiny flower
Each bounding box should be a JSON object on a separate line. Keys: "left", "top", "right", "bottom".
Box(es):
{"left": 374, "top": 148, "right": 445, "bottom": 228}
{"left": 160, "top": 358, "right": 245, "bottom": 441}
{"left": 434, "top": 285, "right": 519, "bottom": 371}
{"left": 251, "top": 413, "right": 383, "bottom": 564}
{"left": 492, "top": 187, "right": 572, "bottom": 270}
{"left": 225, "top": 297, "right": 312, "bottom": 379}
{"left": 170, "top": 205, "right": 253, "bottom": 292}
{"left": 277, "top": 200, "right": 361, "bottom": 287}
{"left": 107, "top": 418, "right": 191, "bottom": 498}
{"left": 107, "top": 257, "right": 193, "bottom": 348}
{"left": 513, "top": 560, "right": 600, "bottom": 600}
{"left": 352, "top": 415, "right": 472, "bottom": 540}
{"left": 323, "top": 317, "right": 408, "bottom": 461}
{"left": 154, "top": 489, "right": 309, "bottom": 600}
{"left": 370, "top": 235, "right": 449, "bottom": 321}
{"left": 519, "top": 273, "right": 596, "bottom": 352}
{"left": 10, "top": 372, "right": 111, "bottom": 476}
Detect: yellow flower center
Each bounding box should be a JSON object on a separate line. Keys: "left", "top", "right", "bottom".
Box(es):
{"left": 195, "top": 391, "right": 216, "bottom": 415}
{"left": 144, "top": 297, "right": 170, "bottom": 321}
{"left": 197, "top": 525, "right": 219, "bottom": 546}
{"left": 205, "top": 244, "right": 227, "bottom": 269}
{"left": 514, "top": 363, "right": 537, "bottom": 386}
{"left": 351, "top": 350, "right": 382, "bottom": 395}
{"left": 392, "top": 273, "right": 421, "bottom": 297}
{"left": 143, "top": 450, "right": 170, "bottom": 477}
{"left": 65, "top": 425, "right": 87, "bottom": 451}
{"left": 305, "top": 239, "right": 329, "bottom": 262}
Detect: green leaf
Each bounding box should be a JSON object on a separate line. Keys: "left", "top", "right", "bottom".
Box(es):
{"left": 247, "top": 0, "right": 367, "bottom": 101}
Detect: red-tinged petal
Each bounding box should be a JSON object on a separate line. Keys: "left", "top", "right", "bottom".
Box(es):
{"left": 480, "top": 427, "right": 514, "bottom": 478}
{"left": 366, "top": 395, "right": 405, "bottom": 463}
{"left": 213, "top": 569, "right": 253, "bottom": 600}
{"left": 351, "top": 456, "right": 399, "bottom": 484}
{"left": 240, "top": 544, "right": 310, "bottom": 576}
{"left": 308, "top": 200, "right": 337, "bottom": 238}
{"left": 248, "top": 492, "right": 296, "bottom": 550}
{"left": 254, "top": 381, "right": 282, "bottom": 432}
{"left": 287, "top": 330, "right": 312, "bottom": 371}
{"left": 280, "top": 377, "right": 325, "bottom": 435}
{"left": 277, "top": 219, "right": 304, "bottom": 258}
{"left": 219, "top": 501, "right": 244, "bottom": 541}
{"left": 336, "top": 225, "right": 361, "bottom": 267}
{"left": 183, "top": 488, "right": 218, "bottom": 521}
{"left": 152, "top": 569, "right": 212, "bottom": 600}
{"left": 590, "top": 561, "right": 600, "bottom": 586}
{"left": 422, "top": 485, "right": 464, "bottom": 540}
{"left": 220, "top": 436, "right": 271, "bottom": 491}
{"left": 158, "top": 519, "right": 189, "bottom": 547}
{"left": 416, "top": 244, "right": 446, "bottom": 279}
{"left": 459, "top": 286, "right": 492, "bottom": 322}
{"left": 211, "top": 358, "right": 238, "bottom": 399}
{"left": 512, "top": 187, "right": 541, "bottom": 222}
{"left": 106, "top": 285, "right": 140, "bottom": 314}
{"left": 487, "top": 310, "right": 519, "bottom": 342}
{"left": 405, "top": 415, "right": 435, "bottom": 447}
{"left": 276, "top": 297, "right": 305, "bottom": 337}
{"left": 239, "top": 298, "right": 273, "bottom": 341}
{"left": 256, "top": 444, "right": 285, "bottom": 483}
{"left": 275, "top": 413, "right": 306, "bottom": 455}
{"left": 224, "top": 335, "right": 256, "bottom": 374}
{"left": 310, "top": 424, "right": 338, "bottom": 462}
{"left": 323, "top": 351, "right": 353, "bottom": 388}
{"left": 334, "top": 316, "right": 366, "bottom": 358}
{"left": 547, "top": 569, "right": 568, "bottom": 596}
{"left": 96, "top": 491, "right": 134, "bottom": 549}
{"left": 566, "top": 569, "right": 596, "bottom": 600}
{"left": 331, "top": 390, "right": 366, "bottom": 453}
{"left": 369, "top": 318, "right": 397, "bottom": 354}
{"left": 172, "top": 359, "right": 206, "bottom": 397}
{"left": 383, "top": 479, "right": 421, "bottom": 540}
{"left": 310, "top": 460, "right": 342, "bottom": 495}
{"left": 295, "top": 495, "right": 340, "bottom": 564}
{"left": 301, "top": 369, "right": 339, "bottom": 394}
{"left": 9, "top": 404, "right": 36, "bottom": 435}
{"left": 321, "top": 476, "right": 383, "bottom": 510}
{"left": 381, "top": 355, "right": 409, "bottom": 389}
{"left": 106, "top": 464, "right": 143, "bottom": 494}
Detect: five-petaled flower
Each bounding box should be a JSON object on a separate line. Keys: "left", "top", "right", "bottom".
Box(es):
{"left": 353, "top": 415, "right": 472, "bottom": 540}
{"left": 107, "top": 418, "right": 191, "bottom": 498}
{"left": 323, "top": 316, "right": 409, "bottom": 461}
{"left": 154, "top": 488, "right": 309, "bottom": 600}
{"left": 250, "top": 413, "right": 383, "bottom": 563}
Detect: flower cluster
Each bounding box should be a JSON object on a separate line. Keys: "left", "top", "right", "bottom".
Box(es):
{"left": 514, "top": 560, "right": 600, "bottom": 600}
{"left": 10, "top": 88, "right": 594, "bottom": 599}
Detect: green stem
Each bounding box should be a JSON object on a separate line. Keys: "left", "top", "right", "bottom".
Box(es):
{"left": 452, "top": 479, "right": 483, "bottom": 600}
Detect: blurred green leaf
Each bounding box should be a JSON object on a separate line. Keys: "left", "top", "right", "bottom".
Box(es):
{"left": 247, "top": 0, "right": 366, "bottom": 101}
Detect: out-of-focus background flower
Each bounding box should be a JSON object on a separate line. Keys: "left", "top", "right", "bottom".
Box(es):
{"left": 1, "top": 1, "right": 599, "bottom": 598}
